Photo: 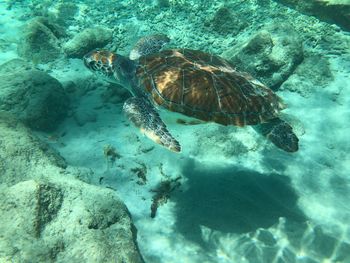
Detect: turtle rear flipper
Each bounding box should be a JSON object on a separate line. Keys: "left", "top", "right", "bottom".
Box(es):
{"left": 123, "top": 97, "right": 181, "bottom": 152}
{"left": 129, "top": 34, "right": 170, "bottom": 60}
{"left": 254, "top": 118, "right": 299, "bottom": 152}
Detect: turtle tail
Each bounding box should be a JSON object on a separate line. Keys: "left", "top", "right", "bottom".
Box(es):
{"left": 254, "top": 118, "right": 299, "bottom": 152}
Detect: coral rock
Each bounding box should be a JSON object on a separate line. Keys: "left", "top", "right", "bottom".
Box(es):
{"left": 63, "top": 27, "right": 113, "bottom": 58}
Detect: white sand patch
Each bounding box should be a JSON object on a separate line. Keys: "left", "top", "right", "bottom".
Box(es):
{"left": 279, "top": 54, "right": 350, "bottom": 242}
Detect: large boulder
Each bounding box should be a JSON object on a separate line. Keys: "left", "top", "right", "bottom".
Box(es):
{"left": 17, "top": 17, "right": 64, "bottom": 63}
{"left": 0, "top": 59, "right": 69, "bottom": 131}
{"left": 63, "top": 27, "right": 113, "bottom": 58}
{"left": 274, "top": 0, "right": 350, "bottom": 31}
{"left": 0, "top": 113, "right": 144, "bottom": 263}
{"left": 222, "top": 24, "right": 304, "bottom": 90}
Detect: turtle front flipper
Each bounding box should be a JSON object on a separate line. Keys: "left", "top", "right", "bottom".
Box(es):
{"left": 129, "top": 34, "right": 170, "bottom": 60}
{"left": 254, "top": 118, "right": 299, "bottom": 152}
{"left": 123, "top": 97, "right": 181, "bottom": 152}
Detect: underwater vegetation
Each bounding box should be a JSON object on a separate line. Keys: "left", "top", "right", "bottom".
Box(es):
{"left": 151, "top": 175, "right": 182, "bottom": 218}
{"left": 1, "top": 0, "right": 350, "bottom": 262}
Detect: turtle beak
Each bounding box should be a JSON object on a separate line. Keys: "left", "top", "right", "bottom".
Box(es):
{"left": 83, "top": 54, "right": 89, "bottom": 68}
{"left": 83, "top": 55, "right": 91, "bottom": 69}
{"left": 83, "top": 51, "right": 97, "bottom": 71}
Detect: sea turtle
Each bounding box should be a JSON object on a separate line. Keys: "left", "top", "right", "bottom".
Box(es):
{"left": 83, "top": 34, "right": 299, "bottom": 153}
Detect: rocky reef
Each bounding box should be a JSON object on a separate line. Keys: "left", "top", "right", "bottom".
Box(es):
{"left": 0, "top": 114, "right": 144, "bottom": 262}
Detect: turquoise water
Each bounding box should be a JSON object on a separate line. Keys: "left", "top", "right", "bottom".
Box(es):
{"left": 0, "top": 1, "right": 350, "bottom": 262}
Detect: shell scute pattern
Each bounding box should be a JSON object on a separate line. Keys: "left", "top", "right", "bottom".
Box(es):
{"left": 137, "top": 49, "right": 284, "bottom": 126}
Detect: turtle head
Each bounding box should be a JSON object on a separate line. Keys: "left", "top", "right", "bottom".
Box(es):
{"left": 83, "top": 49, "right": 118, "bottom": 81}
{"left": 83, "top": 49, "right": 135, "bottom": 86}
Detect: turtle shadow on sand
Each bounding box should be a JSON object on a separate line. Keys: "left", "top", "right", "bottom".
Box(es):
{"left": 173, "top": 159, "right": 306, "bottom": 247}
{"left": 259, "top": 145, "right": 296, "bottom": 172}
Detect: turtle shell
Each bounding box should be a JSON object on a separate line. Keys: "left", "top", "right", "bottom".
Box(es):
{"left": 136, "top": 49, "right": 285, "bottom": 126}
